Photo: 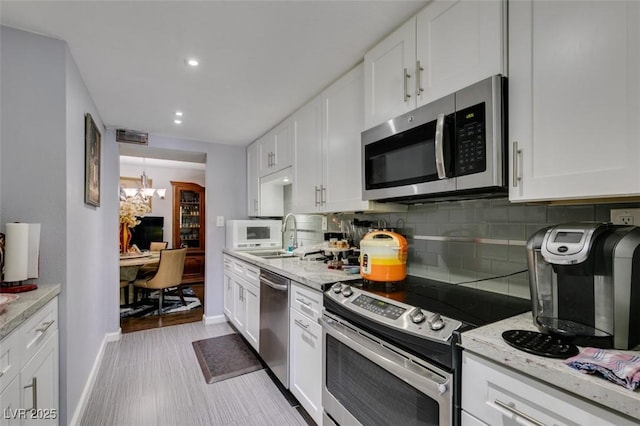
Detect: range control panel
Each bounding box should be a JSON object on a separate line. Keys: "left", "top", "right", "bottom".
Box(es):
{"left": 325, "top": 282, "right": 462, "bottom": 343}
{"left": 455, "top": 102, "right": 486, "bottom": 176}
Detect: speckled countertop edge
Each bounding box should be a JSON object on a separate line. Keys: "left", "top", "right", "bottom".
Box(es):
{"left": 223, "top": 249, "right": 361, "bottom": 291}
{"left": 0, "top": 284, "right": 61, "bottom": 340}
{"left": 460, "top": 312, "right": 640, "bottom": 421}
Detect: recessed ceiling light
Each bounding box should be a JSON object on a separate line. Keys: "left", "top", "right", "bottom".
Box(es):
{"left": 175, "top": 111, "right": 183, "bottom": 117}
{"left": 185, "top": 58, "right": 199, "bottom": 67}
{"left": 174, "top": 119, "right": 182, "bottom": 125}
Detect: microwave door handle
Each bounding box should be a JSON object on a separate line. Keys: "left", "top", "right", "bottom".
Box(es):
{"left": 435, "top": 113, "right": 447, "bottom": 179}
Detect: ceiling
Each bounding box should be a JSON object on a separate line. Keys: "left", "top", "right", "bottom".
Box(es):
{"left": 1, "top": 0, "right": 427, "bottom": 147}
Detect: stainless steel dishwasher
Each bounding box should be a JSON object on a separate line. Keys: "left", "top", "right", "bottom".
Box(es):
{"left": 259, "top": 269, "right": 290, "bottom": 388}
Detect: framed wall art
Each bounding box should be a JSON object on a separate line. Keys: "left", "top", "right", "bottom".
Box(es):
{"left": 85, "top": 113, "right": 101, "bottom": 207}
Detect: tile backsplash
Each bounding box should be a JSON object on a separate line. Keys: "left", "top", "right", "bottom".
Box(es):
{"left": 329, "top": 198, "right": 640, "bottom": 300}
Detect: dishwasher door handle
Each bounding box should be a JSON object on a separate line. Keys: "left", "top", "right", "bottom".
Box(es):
{"left": 261, "top": 277, "right": 288, "bottom": 291}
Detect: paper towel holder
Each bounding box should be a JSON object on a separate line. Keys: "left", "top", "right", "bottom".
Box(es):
{"left": 0, "top": 223, "right": 40, "bottom": 293}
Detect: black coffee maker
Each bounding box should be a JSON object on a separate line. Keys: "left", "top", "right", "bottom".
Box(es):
{"left": 526, "top": 222, "right": 640, "bottom": 349}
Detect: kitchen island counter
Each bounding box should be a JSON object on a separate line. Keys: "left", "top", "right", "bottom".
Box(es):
{"left": 460, "top": 312, "right": 640, "bottom": 421}
{"left": 223, "top": 249, "right": 360, "bottom": 291}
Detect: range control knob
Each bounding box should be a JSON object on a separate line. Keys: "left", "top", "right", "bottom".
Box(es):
{"left": 428, "top": 313, "right": 445, "bottom": 331}
{"left": 331, "top": 283, "right": 342, "bottom": 294}
{"left": 341, "top": 285, "right": 353, "bottom": 297}
{"left": 409, "top": 308, "right": 426, "bottom": 324}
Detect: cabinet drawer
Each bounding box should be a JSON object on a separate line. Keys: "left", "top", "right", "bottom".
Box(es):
{"left": 21, "top": 298, "right": 58, "bottom": 365}
{"left": 231, "top": 258, "right": 259, "bottom": 285}
{"left": 290, "top": 281, "right": 322, "bottom": 322}
{"left": 462, "top": 352, "right": 636, "bottom": 426}
{"left": 0, "top": 327, "right": 23, "bottom": 394}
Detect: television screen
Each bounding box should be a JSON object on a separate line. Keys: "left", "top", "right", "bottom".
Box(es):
{"left": 131, "top": 216, "right": 164, "bottom": 250}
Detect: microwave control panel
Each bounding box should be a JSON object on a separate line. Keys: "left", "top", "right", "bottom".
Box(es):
{"left": 455, "top": 102, "right": 486, "bottom": 176}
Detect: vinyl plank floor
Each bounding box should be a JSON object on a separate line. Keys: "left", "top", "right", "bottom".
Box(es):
{"left": 80, "top": 321, "right": 308, "bottom": 426}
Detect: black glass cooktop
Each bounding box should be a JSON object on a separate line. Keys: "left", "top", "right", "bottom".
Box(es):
{"left": 336, "top": 275, "right": 532, "bottom": 328}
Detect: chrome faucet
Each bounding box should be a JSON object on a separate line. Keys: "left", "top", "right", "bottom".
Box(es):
{"left": 282, "top": 213, "right": 298, "bottom": 250}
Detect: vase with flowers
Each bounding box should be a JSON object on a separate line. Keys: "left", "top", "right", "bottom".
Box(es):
{"left": 119, "top": 197, "right": 151, "bottom": 253}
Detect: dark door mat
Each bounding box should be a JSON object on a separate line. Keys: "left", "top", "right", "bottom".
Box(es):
{"left": 192, "top": 333, "right": 264, "bottom": 384}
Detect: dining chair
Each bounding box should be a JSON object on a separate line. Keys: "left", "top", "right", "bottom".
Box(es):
{"left": 120, "top": 280, "right": 131, "bottom": 306}
{"left": 149, "top": 241, "right": 168, "bottom": 251}
{"left": 132, "top": 248, "right": 187, "bottom": 315}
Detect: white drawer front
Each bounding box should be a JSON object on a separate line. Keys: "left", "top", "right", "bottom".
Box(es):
{"left": 244, "top": 264, "right": 260, "bottom": 285}
{"left": 232, "top": 259, "right": 246, "bottom": 276}
{"left": 0, "top": 327, "right": 23, "bottom": 394}
{"left": 462, "top": 352, "right": 636, "bottom": 426}
{"left": 22, "top": 298, "right": 58, "bottom": 365}
{"left": 290, "top": 281, "right": 322, "bottom": 322}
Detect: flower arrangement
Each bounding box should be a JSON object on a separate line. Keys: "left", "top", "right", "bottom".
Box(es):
{"left": 119, "top": 196, "right": 151, "bottom": 228}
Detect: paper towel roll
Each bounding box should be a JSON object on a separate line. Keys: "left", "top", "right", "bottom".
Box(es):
{"left": 4, "top": 223, "right": 40, "bottom": 282}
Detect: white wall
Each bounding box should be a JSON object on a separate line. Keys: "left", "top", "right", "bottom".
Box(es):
{"left": 119, "top": 161, "right": 205, "bottom": 248}
{"left": 0, "top": 26, "right": 110, "bottom": 424}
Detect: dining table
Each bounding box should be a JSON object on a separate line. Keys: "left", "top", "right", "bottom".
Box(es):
{"left": 119, "top": 252, "right": 160, "bottom": 282}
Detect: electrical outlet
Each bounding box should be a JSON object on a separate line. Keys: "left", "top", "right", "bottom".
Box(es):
{"left": 610, "top": 208, "right": 640, "bottom": 226}
{"left": 216, "top": 216, "right": 225, "bottom": 227}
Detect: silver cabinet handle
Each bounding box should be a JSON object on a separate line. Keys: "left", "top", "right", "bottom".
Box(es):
{"left": 434, "top": 113, "right": 447, "bottom": 179}
{"left": 294, "top": 319, "right": 309, "bottom": 330}
{"left": 494, "top": 399, "right": 546, "bottom": 426}
{"left": 314, "top": 185, "right": 321, "bottom": 207}
{"left": 415, "top": 60, "right": 424, "bottom": 96}
{"left": 296, "top": 297, "right": 312, "bottom": 307}
{"left": 321, "top": 185, "right": 326, "bottom": 206}
{"left": 403, "top": 68, "right": 411, "bottom": 102}
{"left": 512, "top": 141, "right": 522, "bottom": 187}
{"left": 24, "top": 377, "right": 37, "bottom": 410}
{"left": 36, "top": 320, "right": 55, "bottom": 334}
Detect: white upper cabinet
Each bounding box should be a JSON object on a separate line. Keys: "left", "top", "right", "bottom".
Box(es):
{"left": 364, "top": 19, "right": 416, "bottom": 130}
{"left": 509, "top": 0, "right": 640, "bottom": 202}
{"left": 293, "top": 64, "right": 407, "bottom": 214}
{"left": 415, "top": 0, "right": 504, "bottom": 105}
{"left": 247, "top": 141, "right": 259, "bottom": 216}
{"left": 259, "top": 119, "right": 292, "bottom": 177}
{"left": 364, "top": 0, "right": 505, "bottom": 130}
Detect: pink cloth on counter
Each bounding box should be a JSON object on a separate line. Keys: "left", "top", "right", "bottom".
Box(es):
{"left": 564, "top": 347, "right": 640, "bottom": 391}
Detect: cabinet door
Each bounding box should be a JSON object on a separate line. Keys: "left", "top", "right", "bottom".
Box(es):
{"left": 247, "top": 142, "right": 260, "bottom": 216}
{"left": 273, "top": 120, "right": 292, "bottom": 172}
{"left": 323, "top": 63, "right": 370, "bottom": 213}
{"left": 364, "top": 18, "right": 416, "bottom": 130}
{"left": 181, "top": 252, "right": 205, "bottom": 285}
{"left": 232, "top": 279, "right": 246, "bottom": 331}
{"left": 258, "top": 132, "right": 275, "bottom": 177}
{"left": 223, "top": 272, "right": 233, "bottom": 319}
{"left": 289, "top": 308, "right": 322, "bottom": 425}
{"left": 292, "top": 96, "right": 323, "bottom": 213}
{"left": 21, "top": 332, "right": 58, "bottom": 426}
{"left": 509, "top": 0, "right": 640, "bottom": 202}
{"left": 244, "top": 282, "right": 260, "bottom": 351}
{"left": 416, "top": 0, "right": 504, "bottom": 106}
{"left": 0, "top": 376, "right": 21, "bottom": 426}
{"left": 172, "top": 182, "right": 205, "bottom": 250}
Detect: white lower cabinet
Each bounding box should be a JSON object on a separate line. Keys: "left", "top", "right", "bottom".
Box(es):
{"left": 462, "top": 352, "right": 635, "bottom": 426}
{"left": 289, "top": 282, "right": 323, "bottom": 425}
{"left": 0, "top": 297, "right": 59, "bottom": 426}
{"left": 223, "top": 255, "right": 260, "bottom": 352}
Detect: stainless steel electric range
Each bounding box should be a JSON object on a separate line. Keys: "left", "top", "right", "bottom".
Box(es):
{"left": 321, "top": 276, "right": 531, "bottom": 426}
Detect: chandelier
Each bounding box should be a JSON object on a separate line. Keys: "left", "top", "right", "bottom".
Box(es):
{"left": 120, "top": 158, "right": 167, "bottom": 200}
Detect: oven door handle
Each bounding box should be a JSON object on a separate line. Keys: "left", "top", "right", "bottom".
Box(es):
{"left": 321, "top": 316, "right": 451, "bottom": 402}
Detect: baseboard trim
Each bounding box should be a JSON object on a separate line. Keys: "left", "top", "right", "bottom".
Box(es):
{"left": 202, "top": 313, "right": 226, "bottom": 325}
{"left": 68, "top": 328, "right": 121, "bottom": 426}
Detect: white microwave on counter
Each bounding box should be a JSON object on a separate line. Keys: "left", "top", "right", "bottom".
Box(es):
{"left": 225, "top": 219, "right": 282, "bottom": 251}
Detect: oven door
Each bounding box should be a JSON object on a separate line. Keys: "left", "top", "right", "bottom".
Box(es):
{"left": 321, "top": 314, "right": 452, "bottom": 426}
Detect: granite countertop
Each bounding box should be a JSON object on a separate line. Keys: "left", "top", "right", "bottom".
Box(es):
{"left": 0, "top": 284, "right": 61, "bottom": 340}
{"left": 460, "top": 312, "right": 640, "bottom": 421}
{"left": 223, "top": 249, "right": 360, "bottom": 291}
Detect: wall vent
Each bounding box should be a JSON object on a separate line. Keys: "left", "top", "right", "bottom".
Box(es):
{"left": 116, "top": 129, "right": 148, "bottom": 145}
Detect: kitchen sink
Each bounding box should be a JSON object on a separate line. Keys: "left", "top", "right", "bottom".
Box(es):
{"left": 249, "top": 250, "right": 296, "bottom": 259}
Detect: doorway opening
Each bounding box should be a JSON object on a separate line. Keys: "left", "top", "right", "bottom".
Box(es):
{"left": 118, "top": 147, "right": 207, "bottom": 333}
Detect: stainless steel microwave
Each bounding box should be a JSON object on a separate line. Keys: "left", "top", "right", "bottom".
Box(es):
{"left": 362, "top": 75, "right": 506, "bottom": 202}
